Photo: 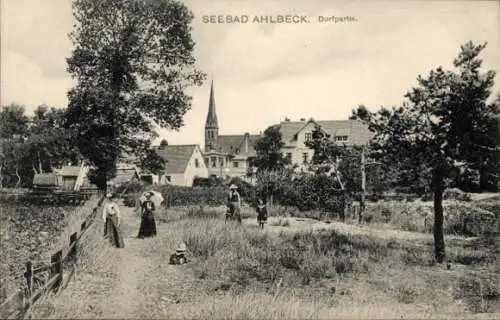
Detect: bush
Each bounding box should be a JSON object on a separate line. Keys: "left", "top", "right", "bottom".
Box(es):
{"left": 443, "top": 188, "right": 472, "bottom": 202}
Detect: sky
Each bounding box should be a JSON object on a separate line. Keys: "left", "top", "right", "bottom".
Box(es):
{"left": 1, "top": 0, "right": 499, "bottom": 147}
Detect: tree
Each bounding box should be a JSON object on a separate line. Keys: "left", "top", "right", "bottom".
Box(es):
{"left": 159, "top": 139, "right": 169, "bottom": 148}
{"left": 253, "top": 124, "right": 290, "bottom": 171}
{"left": 140, "top": 148, "right": 166, "bottom": 175}
{"left": 0, "top": 104, "right": 29, "bottom": 139}
{"left": 305, "top": 125, "right": 360, "bottom": 221}
{"left": 361, "top": 41, "right": 498, "bottom": 263}
{"left": 66, "top": 0, "right": 205, "bottom": 190}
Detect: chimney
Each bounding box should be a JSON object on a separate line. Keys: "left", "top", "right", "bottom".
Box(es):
{"left": 300, "top": 118, "right": 306, "bottom": 121}
{"left": 284, "top": 117, "right": 290, "bottom": 122}
{"left": 244, "top": 133, "right": 249, "bottom": 153}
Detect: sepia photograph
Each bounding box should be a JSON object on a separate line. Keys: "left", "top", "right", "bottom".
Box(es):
{"left": 0, "top": 0, "right": 499, "bottom": 319}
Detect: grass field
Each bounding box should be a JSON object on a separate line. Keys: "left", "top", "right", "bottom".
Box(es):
{"left": 27, "top": 195, "right": 500, "bottom": 319}
{"left": 0, "top": 196, "right": 100, "bottom": 299}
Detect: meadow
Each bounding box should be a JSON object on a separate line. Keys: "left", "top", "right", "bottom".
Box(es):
{"left": 28, "top": 192, "right": 500, "bottom": 319}
{"left": 0, "top": 196, "right": 100, "bottom": 299}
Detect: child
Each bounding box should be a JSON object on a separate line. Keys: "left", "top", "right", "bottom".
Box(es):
{"left": 169, "top": 242, "right": 189, "bottom": 265}
{"left": 256, "top": 199, "right": 268, "bottom": 228}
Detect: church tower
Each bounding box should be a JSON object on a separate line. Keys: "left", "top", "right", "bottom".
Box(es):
{"left": 204, "top": 80, "right": 219, "bottom": 151}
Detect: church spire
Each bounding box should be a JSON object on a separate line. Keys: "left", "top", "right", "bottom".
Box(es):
{"left": 204, "top": 80, "right": 219, "bottom": 152}
{"left": 205, "top": 80, "right": 218, "bottom": 129}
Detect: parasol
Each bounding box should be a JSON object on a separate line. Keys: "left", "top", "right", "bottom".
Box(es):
{"left": 139, "top": 190, "right": 164, "bottom": 208}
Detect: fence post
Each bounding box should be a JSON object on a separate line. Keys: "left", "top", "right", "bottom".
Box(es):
{"left": 49, "top": 250, "right": 63, "bottom": 294}
{"left": 69, "top": 232, "right": 78, "bottom": 264}
{"left": 23, "top": 261, "right": 33, "bottom": 319}
{"left": 24, "top": 262, "right": 33, "bottom": 300}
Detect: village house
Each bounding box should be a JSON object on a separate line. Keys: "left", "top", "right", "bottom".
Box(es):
{"left": 154, "top": 144, "right": 208, "bottom": 186}
{"left": 32, "top": 163, "right": 97, "bottom": 192}
{"left": 277, "top": 118, "right": 374, "bottom": 170}
{"left": 203, "top": 81, "right": 262, "bottom": 181}
{"left": 108, "top": 163, "right": 140, "bottom": 186}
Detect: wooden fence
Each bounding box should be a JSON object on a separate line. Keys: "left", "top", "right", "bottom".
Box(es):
{"left": 0, "top": 197, "right": 103, "bottom": 319}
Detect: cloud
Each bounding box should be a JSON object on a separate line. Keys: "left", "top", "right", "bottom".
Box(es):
{"left": 0, "top": 50, "right": 74, "bottom": 110}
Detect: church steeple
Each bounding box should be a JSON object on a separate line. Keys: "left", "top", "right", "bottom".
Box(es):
{"left": 204, "top": 80, "right": 219, "bottom": 151}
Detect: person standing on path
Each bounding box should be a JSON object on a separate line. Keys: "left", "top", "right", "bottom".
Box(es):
{"left": 138, "top": 192, "right": 157, "bottom": 238}
{"left": 256, "top": 198, "right": 268, "bottom": 228}
{"left": 226, "top": 184, "right": 242, "bottom": 223}
{"left": 102, "top": 193, "right": 125, "bottom": 248}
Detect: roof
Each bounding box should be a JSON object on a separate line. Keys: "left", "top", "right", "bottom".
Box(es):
{"left": 155, "top": 144, "right": 199, "bottom": 174}
{"left": 33, "top": 173, "right": 60, "bottom": 186}
{"left": 60, "top": 166, "right": 82, "bottom": 177}
{"left": 279, "top": 119, "right": 373, "bottom": 146}
{"left": 216, "top": 133, "right": 260, "bottom": 157}
{"left": 111, "top": 171, "right": 139, "bottom": 184}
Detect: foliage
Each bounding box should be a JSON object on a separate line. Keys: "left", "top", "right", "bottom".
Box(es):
{"left": 66, "top": 0, "right": 205, "bottom": 189}
{"left": 357, "top": 41, "right": 498, "bottom": 263}
{"left": 0, "top": 105, "right": 82, "bottom": 188}
{"left": 139, "top": 148, "right": 166, "bottom": 175}
{"left": 157, "top": 185, "right": 228, "bottom": 207}
{"left": 192, "top": 176, "right": 225, "bottom": 187}
{"left": 252, "top": 124, "right": 290, "bottom": 171}
{"left": 0, "top": 104, "right": 29, "bottom": 139}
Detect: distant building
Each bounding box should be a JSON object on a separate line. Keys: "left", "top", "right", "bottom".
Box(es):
{"left": 109, "top": 163, "right": 140, "bottom": 186}
{"left": 155, "top": 144, "right": 208, "bottom": 186}
{"left": 277, "top": 118, "right": 373, "bottom": 170}
{"left": 202, "top": 81, "right": 262, "bottom": 181}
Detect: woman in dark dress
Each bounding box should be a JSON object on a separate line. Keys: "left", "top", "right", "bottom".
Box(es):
{"left": 138, "top": 192, "right": 157, "bottom": 238}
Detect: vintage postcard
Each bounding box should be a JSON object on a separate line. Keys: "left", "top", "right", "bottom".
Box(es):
{"left": 1, "top": 0, "right": 499, "bottom": 319}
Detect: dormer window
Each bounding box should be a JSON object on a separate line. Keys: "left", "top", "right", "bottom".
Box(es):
{"left": 335, "top": 136, "right": 348, "bottom": 142}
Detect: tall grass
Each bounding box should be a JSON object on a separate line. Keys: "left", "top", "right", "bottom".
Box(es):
{"left": 0, "top": 196, "right": 100, "bottom": 302}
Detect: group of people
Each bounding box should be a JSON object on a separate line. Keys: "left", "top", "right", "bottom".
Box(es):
{"left": 101, "top": 191, "right": 158, "bottom": 249}
{"left": 225, "top": 184, "right": 268, "bottom": 228}
{"left": 101, "top": 184, "right": 269, "bottom": 251}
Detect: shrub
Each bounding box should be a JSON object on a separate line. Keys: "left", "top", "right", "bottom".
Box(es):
{"left": 443, "top": 188, "right": 472, "bottom": 202}
{"left": 454, "top": 273, "right": 499, "bottom": 313}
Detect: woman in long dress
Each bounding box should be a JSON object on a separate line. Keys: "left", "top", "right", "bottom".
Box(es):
{"left": 138, "top": 192, "right": 157, "bottom": 238}
{"left": 102, "top": 193, "right": 125, "bottom": 248}
{"left": 226, "top": 184, "right": 242, "bottom": 223}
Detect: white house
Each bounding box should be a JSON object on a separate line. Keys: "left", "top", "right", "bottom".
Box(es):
{"left": 155, "top": 144, "right": 208, "bottom": 186}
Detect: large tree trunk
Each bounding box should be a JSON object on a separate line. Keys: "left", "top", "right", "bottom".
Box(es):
{"left": 432, "top": 169, "right": 446, "bottom": 263}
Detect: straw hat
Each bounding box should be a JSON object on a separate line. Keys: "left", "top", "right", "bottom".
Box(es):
{"left": 175, "top": 242, "right": 187, "bottom": 254}
{"left": 229, "top": 184, "right": 238, "bottom": 189}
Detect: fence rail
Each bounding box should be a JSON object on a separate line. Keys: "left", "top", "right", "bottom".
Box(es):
{"left": 0, "top": 195, "right": 103, "bottom": 319}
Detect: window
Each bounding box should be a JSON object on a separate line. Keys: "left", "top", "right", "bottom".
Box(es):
{"left": 286, "top": 152, "right": 292, "bottom": 162}
{"left": 166, "top": 176, "right": 171, "bottom": 182}
{"left": 204, "top": 158, "right": 209, "bottom": 167}
{"left": 335, "top": 136, "right": 348, "bottom": 142}
{"left": 195, "top": 159, "right": 199, "bottom": 168}
{"left": 211, "top": 157, "right": 217, "bottom": 167}
{"left": 305, "top": 132, "right": 312, "bottom": 142}
{"left": 302, "top": 152, "right": 308, "bottom": 164}
{"left": 233, "top": 161, "right": 239, "bottom": 168}
{"left": 219, "top": 158, "right": 224, "bottom": 166}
